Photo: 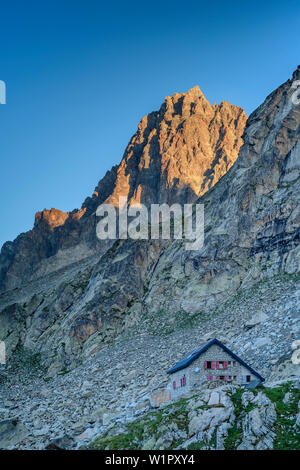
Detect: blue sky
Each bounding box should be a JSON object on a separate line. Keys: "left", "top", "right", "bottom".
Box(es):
{"left": 0, "top": 0, "right": 299, "bottom": 248}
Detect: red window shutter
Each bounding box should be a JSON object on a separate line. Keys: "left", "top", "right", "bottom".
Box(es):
{"left": 212, "top": 361, "right": 215, "bottom": 369}
{"left": 225, "top": 376, "right": 228, "bottom": 381}
{"left": 204, "top": 360, "right": 207, "bottom": 369}
{"left": 216, "top": 361, "right": 219, "bottom": 369}
{"left": 224, "top": 361, "right": 228, "bottom": 370}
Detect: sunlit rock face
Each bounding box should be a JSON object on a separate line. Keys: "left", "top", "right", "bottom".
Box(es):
{"left": 104, "top": 86, "right": 247, "bottom": 207}
{"left": 0, "top": 88, "right": 246, "bottom": 291}
{"left": 144, "top": 67, "right": 300, "bottom": 318}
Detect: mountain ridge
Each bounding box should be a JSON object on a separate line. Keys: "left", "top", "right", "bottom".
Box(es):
{"left": 0, "top": 67, "right": 299, "bottom": 451}
{"left": 0, "top": 67, "right": 299, "bottom": 370}
{"left": 0, "top": 87, "right": 247, "bottom": 292}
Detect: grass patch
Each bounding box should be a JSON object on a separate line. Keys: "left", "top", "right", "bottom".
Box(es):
{"left": 264, "top": 382, "right": 300, "bottom": 450}
{"left": 187, "top": 441, "right": 206, "bottom": 450}
{"left": 224, "top": 425, "right": 242, "bottom": 450}
{"left": 230, "top": 388, "right": 244, "bottom": 417}
{"left": 8, "top": 345, "right": 47, "bottom": 376}
{"left": 88, "top": 396, "right": 192, "bottom": 450}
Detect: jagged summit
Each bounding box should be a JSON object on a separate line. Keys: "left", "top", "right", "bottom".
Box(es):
{"left": 103, "top": 88, "right": 246, "bottom": 207}
{"left": 34, "top": 208, "right": 70, "bottom": 229}
{"left": 164, "top": 85, "right": 204, "bottom": 103}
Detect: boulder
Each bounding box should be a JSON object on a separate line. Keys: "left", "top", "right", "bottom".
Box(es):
{"left": 45, "top": 434, "right": 75, "bottom": 450}
{"left": 245, "top": 312, "right": 268, "bottom": 329}
{"left": 208, "top": 391, "right": 220, "bottom": 406}
{"left": 150, "top": 389, "right": 171, "bottom": 408}
{"left": 0, "top": 417, "right": 29, "bottom": 449}
{"left": 253, "top": 337, "right": 271, "bottom": 348}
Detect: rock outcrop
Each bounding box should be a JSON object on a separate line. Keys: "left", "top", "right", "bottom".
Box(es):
{"left": 0, "top": 88, "right": 246, "bottom": 292}
{"left": 83, "top": 382, "right": 299, "bottom": 451}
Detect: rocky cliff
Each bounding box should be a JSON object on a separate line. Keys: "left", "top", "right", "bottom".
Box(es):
{"left": 0, "top": 87, "right": 246, "bottom": 292}
{"left": 0, "top": 68, "right": 299, "bottom": 450}
{"left": 0, "top": 68, "right": 299, "bottom": 367}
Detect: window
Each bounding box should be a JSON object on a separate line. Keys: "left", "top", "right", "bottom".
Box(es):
{"left": 233, "top": 361, "right": 236, "bottom": 367}
{"left": 173, "top": 375, "right": 186, "bottom": 390}
{"left": 242, "top": 375, "right": 252, "bottom": 383}
{"left": 204, "top": 361, "right": 216, "bottom": 369}
{"left": 216, "top": 361, "right": 228, "bottom": 370}
{"left": 207, "top": 376, "right": 213, "bottom": 381}
{"left": 206, "top": 361, "right": 231, "bottom": 370}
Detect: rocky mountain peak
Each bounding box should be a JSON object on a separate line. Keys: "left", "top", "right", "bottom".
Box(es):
{"left": 0, "top": 87, "right": 247, "bottom": 291}
{"left": 104, "top": 88, "right": 247, "bottom": 207}
{"left": 292, "top": 65, "right": 300, "bottom": 80}
{"left": 0, "top": 69, "right": 299, "bottom": 451}
{"left": 34, "top": 208, "right": 70, "bottom": 230}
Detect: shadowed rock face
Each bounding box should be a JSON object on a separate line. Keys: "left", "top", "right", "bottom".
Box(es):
{"left": 0, "top": 88, "right": 247, "bottom": 292}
